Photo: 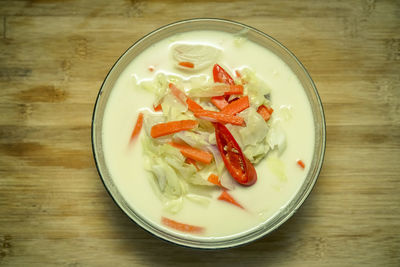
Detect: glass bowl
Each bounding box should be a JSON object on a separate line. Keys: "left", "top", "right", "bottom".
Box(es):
{"left": 91, "top": 18, "right": 326, "bottom": 249}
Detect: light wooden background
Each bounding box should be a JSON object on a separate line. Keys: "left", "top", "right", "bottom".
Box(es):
{"left": 1, "top": 0, "right": 399, "bottom": 266}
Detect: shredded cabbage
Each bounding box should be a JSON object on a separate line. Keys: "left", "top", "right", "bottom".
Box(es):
{"left": 164, "top": 197, "right": 184, "bottom": 214}
{"left": 207, "top": 145, "right": 224, "bottom": 176}
{"left": 219, "top": 170, "right": 236, "bottom": 190}
{"left": 186, "top": 83, "right": 229, "bottom": 98}
{"left": 174, "top": 131, "right": 209, "bottom": 149}
{"left": 185, "top": 194, "right": 210, "bottom": 206}
{"left": 161, "top": 94, "right": 192, "bottom": 121}
{"left": 142, "top": 135, "right": 213, "bottom": 212}
{"left": 139, "top": 72, "right": 183, "bottom": 103}
{"left": 267, "top": 123, "right": 286, "bottom": 155}
{"left": 224, "top": 107, "right": 270, "bottom": 163}
{"left": 238, "top": 107, "right": 269, "bottom": 146}
{"left": 276, "top": 105, "right": 292, "bottom": 121}
{"left": 267, "top": 155, "right": 287, "bottom": 182}
{"left": 240, "top": 68, "right": 271, "bottom": 107}
{"left": 185, "top": 75, "right": 210, "bottom": 88}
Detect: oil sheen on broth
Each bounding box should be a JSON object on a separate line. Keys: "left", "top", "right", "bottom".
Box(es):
{"left": 102, "top": 30, "right": 315, "bottom": 241}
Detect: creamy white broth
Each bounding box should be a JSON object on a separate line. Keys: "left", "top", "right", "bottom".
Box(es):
{"left": 102, "top": 30, "right": 315, "bottom": 240}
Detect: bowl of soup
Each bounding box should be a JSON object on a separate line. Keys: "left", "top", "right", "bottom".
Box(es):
{"left": 91, "top": 18, "right": 326, "bottom": 249}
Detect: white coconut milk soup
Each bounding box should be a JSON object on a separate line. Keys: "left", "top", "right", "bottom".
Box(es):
{"left": 102, "top": 30, "right": 315, "bottom": 241}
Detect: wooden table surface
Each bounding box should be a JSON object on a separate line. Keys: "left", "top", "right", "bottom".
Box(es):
{"left": 1, "top": 0, "right": 399, "bottom": 266}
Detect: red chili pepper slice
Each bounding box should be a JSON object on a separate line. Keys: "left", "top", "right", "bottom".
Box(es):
{"left": 213, "top": 64, "right": 235, "bottom": 85}
{"left": 214, "top": 122, "right": 257, "bottom": 186}
{"left": 212, "top": 64, "right": 236, "bottom": 103}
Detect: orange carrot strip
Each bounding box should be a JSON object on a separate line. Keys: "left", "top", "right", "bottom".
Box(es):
{"left": 224, "top": 85, "right": 244, "bottom": 95}
{"left": 148, "top": 66, "right": 155, "bottom": 72}
{"left": 185, "top": 158, "right": 200, "bottom": 171}
{"left": 194, "top": 110, "right": 244, "bottom": 126}
{"left": 150, "top": 120, "right": 198, "bottom": 138}
{"left": 218, "top": 191, "right": 244, "bottom": 209}
{"left": 169, "top": 142, "right": 213, "bottom": 164}
{"left": 153, "top": 103, "right": 163, "bottom": 112}
{"left": 161, "top": 216, "right": 204, "bottom": 233}
{"left": 297, "top": 159, "right": 305, "bottom": 169}
{"left": 235, "top": 70, "right": 242, "bottom": 78}
{"left": 221, "top": 96, "right": 250, "bottom": 115}
{"left": 169, "top": 83, "right": 187, "bottom": 105}
{"left": 130, "top": 113, "right": 144, "bottom": 141}
{"left": 207, "top": 174, "right": 223, "bottom": 187}
{"left": 211, "top": 96, "right": 229, "bottom": 110}
{"left": 186, "top": 97, "right": 203, "bottom": 112}
{"left": 178, "top": 61, "right": 195, "bottom": 68}
{"left": 257, "top": 105, "right": 273, "bottom": 122}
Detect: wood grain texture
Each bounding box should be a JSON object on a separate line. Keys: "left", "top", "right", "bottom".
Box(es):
{"left": 0, "top": 0, "right": 399, "bottom": 266}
